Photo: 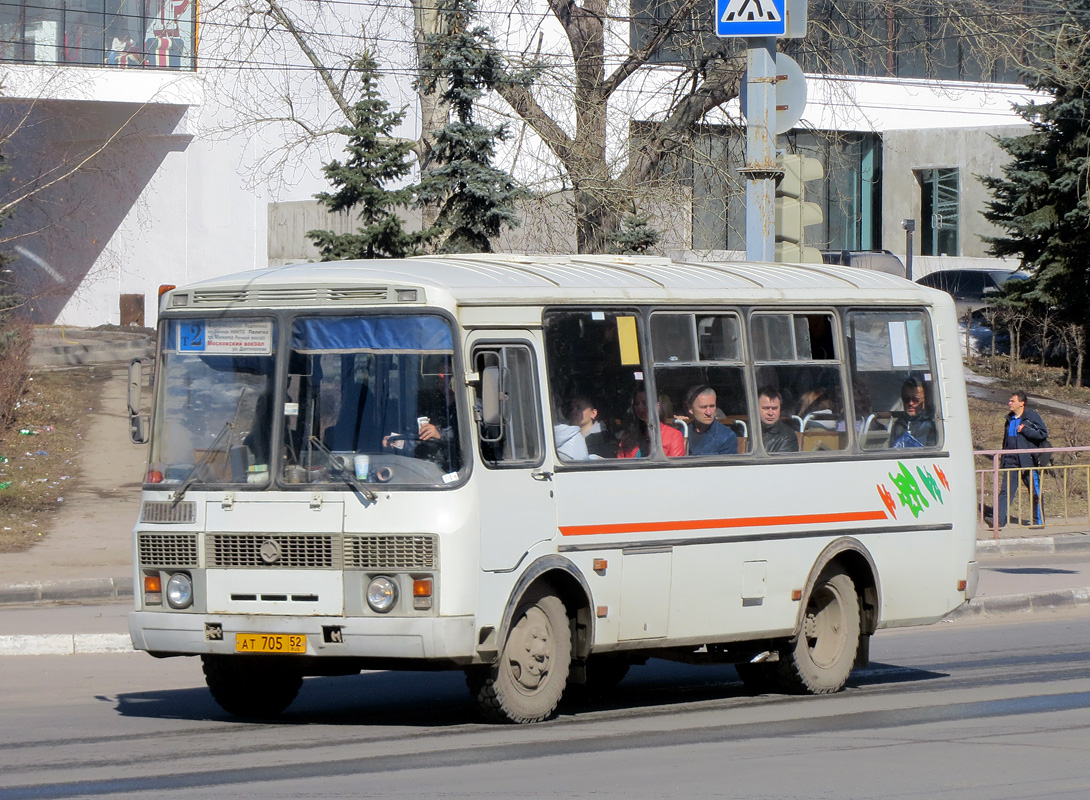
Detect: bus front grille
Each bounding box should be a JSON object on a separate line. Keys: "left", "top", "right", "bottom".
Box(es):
{"left": 344, "top": 534, "right": 437, "bottom": 570}
{"left": 140, "top": 501, "right": 196, "bottom": 524}
{"left": 207, "top": 534, "right": 339, "bottom": 569}
{"left": 139, "top": 533, "right": 199, "bottom": 568}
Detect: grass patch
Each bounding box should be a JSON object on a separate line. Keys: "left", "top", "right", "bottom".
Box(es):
{"left": 0, "top": 366, "right": 109, "bottom": 553}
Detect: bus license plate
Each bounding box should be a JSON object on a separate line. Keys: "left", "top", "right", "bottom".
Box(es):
{"left": 235, "top": 633, "right": 307, "bottom": 654}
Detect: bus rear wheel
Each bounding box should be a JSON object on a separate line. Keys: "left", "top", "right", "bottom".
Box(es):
{"left": 468, "top": 588, "right": 571, "bottom": 723}
{"left": 775, "top": 568, "right": 860, "bottom": 695}
{"left": 201, "top": 654, "right": 303, "bottom": 717}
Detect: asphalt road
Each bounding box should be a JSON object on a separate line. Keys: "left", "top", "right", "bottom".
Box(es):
{"left": 3, "top": 610, "right": 1090, "bottom": 799}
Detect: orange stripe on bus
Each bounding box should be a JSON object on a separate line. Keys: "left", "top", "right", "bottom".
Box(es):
{"left": 558, "top": 509, "right": 889, "bottom": 537}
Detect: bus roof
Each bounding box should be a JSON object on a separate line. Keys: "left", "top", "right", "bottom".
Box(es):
{"left": 169, "top": 254, "right": 949, "bottom": 309}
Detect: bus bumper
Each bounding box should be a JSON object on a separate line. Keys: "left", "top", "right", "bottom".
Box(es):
{"left": 129, "top": 611, "right": 477, "bottom": 662}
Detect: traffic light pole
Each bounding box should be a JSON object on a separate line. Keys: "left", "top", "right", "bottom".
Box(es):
{"left": 741, "top": 37, "right": 779, "bottom": 262}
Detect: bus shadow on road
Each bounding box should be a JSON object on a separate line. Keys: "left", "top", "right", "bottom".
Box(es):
{"left": 112, "top": 659, "right": 946, "bottom": 726}
{"left": 848, "top": 661, "right": 948, "bottom": 689}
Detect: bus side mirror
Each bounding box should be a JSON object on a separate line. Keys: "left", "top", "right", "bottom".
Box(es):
{"left": 480, "top": 365, "right": 501, "bottom": 426}
{"left": 128, "top": 357, "right": 151, "bottom": 445}
{"left": 129, "top": 414, "right": 149, "bottom": 445}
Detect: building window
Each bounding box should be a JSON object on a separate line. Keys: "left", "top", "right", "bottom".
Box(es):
{"left": 633, "top": 0, "right": 1025, "bottom": 84}
{"left": 0, "top": 0, "right": 196, "bottom": 69}
{"left": 689, "top": 128, "right": 881, "bottom": 253}
{"left": 918, "top": 167, "right": 959, "bottom": 256}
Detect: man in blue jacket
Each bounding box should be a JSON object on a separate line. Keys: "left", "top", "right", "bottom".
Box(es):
{"left": 996, "top": 390, "right": 1048, "bottom": 527}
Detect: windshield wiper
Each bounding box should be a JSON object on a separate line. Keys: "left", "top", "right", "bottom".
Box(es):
{"left": 171, "top": 420, "right": 234, "bottom": 506}
{"left": 306, "top": 436, "right": 378, "bottom": 503}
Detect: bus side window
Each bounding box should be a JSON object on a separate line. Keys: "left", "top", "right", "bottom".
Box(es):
{"left": 651, "top": 311, "right": 751, "bottom": 456}
{"left": 752, "top": 312, "right": 848, "bottom": 453}
{"left": 544, "top": 309, "right": 647, "bottom": 460}
{"left": 846, "top": 310, "right": 943, "bottom": 450}
{"left": 473, "top": 345, "right": 543, "bottom": 467}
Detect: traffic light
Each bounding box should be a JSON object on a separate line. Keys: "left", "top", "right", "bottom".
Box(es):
{"left": 774, "top": 153, "right": 824, "bottom": 263}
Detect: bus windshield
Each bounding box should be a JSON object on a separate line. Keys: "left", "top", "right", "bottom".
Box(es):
{"left": 280, "top": 314, "right": 464, "bottom": 488}
{"left": 148, "top": 318, "right": 277, "bottom": 487}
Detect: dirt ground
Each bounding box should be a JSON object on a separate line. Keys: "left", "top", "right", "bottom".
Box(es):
{"left": 0, "top": 366, "right": 132, "bottom": 553}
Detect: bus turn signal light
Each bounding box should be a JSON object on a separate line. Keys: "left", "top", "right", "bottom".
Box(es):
{"left": 144, "top": 574, "right": 162, "bottom": 605}
{"left": 413, "top": 579, "right": 432, "bottom": 610}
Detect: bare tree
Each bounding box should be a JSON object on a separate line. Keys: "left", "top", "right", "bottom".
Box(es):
{"left": 196, "top": 0, "right": 1069, "bottom": 254}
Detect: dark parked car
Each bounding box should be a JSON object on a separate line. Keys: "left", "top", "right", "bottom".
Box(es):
{"left": 821, "top": 249, "right": 905, "bottom": 278}
{"left": 916, "top": 268, "right": 1030, "bottom": 355}
{"left": 915, "top": 268, "right": 1028, "bottom": 309}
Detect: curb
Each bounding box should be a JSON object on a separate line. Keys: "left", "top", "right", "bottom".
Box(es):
{"left": 976, "top": 534, "right": 1090, "bottom": 556}
{"left": 0, "top": 633, "right": 133, "bottom": 656}
{"left": 0, "top": 577, "right": 133, "bottom": 606}
{"left": 949, "top": 587, "right": 1090, "bottom": 619}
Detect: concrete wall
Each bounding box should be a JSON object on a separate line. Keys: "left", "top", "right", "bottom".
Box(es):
{"left": 882, "top": 125, "right": 1028, "bottom": 260}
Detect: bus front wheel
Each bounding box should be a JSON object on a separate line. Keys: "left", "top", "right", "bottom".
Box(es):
{"left": 776, "top": 568, "right": 860, "bottom": 695}
{"left": 467, "top": 588, "right": 571, "bottom": 723}
{"left": 201, "top": 654, "right": 302, "bottom": 717}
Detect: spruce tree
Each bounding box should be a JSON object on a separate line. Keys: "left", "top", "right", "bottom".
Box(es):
{"left": 609, "top": 212, "right": 661, "bottom": 255}
{"left": 414, "top": 0, "right": 525, "bottom": 254}
{"left": 981, "top": 1, "right": 1090, "bottom": 327}
{"left": 308, "top": 53, "right": 422, "bottom": 260}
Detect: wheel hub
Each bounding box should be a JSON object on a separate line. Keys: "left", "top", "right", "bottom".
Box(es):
{"left": 507, "top": 607, "right": 552, "bottom": 690}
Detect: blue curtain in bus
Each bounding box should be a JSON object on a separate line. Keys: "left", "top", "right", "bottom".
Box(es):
{"left": 323, "top": 353, "right": 422, "bottom": 454}
{"left": 291, "top": 316, "right": 453, "bottom": 353}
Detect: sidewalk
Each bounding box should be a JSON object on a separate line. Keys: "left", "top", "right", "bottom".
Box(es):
{"left": 1, "top": 329, "right": 1089, "bottom": 655}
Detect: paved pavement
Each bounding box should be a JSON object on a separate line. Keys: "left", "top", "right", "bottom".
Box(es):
{"left": 1, "top": 327, "right": 1089, "bottom": 655}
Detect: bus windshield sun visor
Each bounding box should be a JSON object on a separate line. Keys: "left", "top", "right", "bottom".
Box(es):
{"left": 290, "top": 316, "right": 453, "bottom": 354}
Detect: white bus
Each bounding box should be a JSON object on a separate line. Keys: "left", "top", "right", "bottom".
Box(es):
{"left": 127, "top": 254, "right": 978, "bottom": 723}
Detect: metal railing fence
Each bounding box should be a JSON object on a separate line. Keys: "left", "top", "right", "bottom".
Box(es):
{"left": 975, "top": 446, "right": 1090, "bottom": 539}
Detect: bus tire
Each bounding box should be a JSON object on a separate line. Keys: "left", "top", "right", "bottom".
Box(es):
{"left": 775, "top": 568, "right": 860, "bottom": 695}
{"left": 201, "top": 654, "right": 302, "bottom": 717}
{"left": 467, "top": 589, "right": 571, "bottom": 723}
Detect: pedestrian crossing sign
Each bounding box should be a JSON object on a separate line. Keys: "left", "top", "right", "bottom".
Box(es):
{"left": 716, "top": 0, "right": 786, "bottom": 37}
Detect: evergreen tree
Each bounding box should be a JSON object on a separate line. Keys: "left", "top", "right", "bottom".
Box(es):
{"left": 414, "top": 0, "right": 525, "bottom": 254}
{"left": 981, "top": 1, "right": 1090, "bottom": 330}
{"left": 608, "top": 212, "right": 661, "bottom": 255}
{"left": 308, "top": 53, "right": 422, "bottom": 260}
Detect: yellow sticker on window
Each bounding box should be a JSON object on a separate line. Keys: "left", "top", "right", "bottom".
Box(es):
{"left": 616, "top": 316, "right": 640, "bottom": 365}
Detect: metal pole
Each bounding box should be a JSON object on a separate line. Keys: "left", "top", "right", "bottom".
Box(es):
{"left": 901, "top": 218, "right": 915, "bottom": 281}
{"left": 744, "top": 37, "right": 777, "bottom": 262}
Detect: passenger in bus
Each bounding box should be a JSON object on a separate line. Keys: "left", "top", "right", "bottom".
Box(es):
{"left": 567, "top": 395, "right": 615, "bottom": 458}
{"left": 757, "top": 386, "right": 799, "bottom": 453}
{"left": 890, "top": 376, "right": 937, "bottom": 448}
{"left": 618, "top": 389, "right": 684, "bottom": 458}
{"left": 554, "top": 420, "right": 591, "bottom": 461}
{"left": 684, "top": 385, "right": 737, "bottom": 456}
{"left": 382, "top": 369, "right": 461, "bottom": 470}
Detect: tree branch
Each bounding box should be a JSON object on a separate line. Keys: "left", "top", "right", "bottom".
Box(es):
{"left": 265, "top": 0, "right": 355, "bottom": 124}
{"left": 602, "top": 0, "right": 703, "bottom": 99}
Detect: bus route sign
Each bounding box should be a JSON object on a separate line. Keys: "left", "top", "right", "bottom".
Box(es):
{"left": 716, "top": 0, "right": 786, "bottom": 37}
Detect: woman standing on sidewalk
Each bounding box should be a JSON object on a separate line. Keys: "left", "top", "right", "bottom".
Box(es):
{"left": 996, "top": 390, "right": 1048, "bottom": 527}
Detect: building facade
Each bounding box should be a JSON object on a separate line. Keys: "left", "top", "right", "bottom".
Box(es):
{"left": 0, "top": 0, "right": 1035, "bottom": 326}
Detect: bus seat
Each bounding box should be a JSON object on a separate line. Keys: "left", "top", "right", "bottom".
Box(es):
{"left": 800, "top": 430, "right": 845, "bottom": 451}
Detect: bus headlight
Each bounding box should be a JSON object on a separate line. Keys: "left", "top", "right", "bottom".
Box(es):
{"left": 165, "top": 573, "right": 193, "bottom": 609}
{"left": 366, "top": 577, "right": 398, "bottom": 613}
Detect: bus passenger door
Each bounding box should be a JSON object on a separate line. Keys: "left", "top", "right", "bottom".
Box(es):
{"left": 470, "top": 337, "right": 557, "bottom": 572}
